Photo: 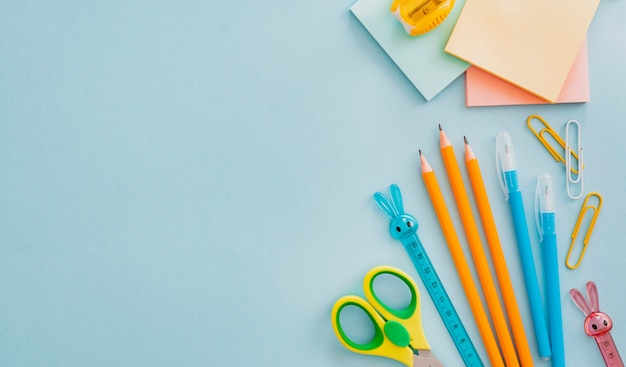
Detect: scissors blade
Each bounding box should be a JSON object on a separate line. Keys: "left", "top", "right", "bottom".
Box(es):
{"left": 413, "top": 349, "right": 445, "bottom": 367}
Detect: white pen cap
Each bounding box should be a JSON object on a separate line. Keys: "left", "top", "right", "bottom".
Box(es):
{"left": 495, "top": 132, "right": 517, "bottom": 172}
{"left": 536, "top": 173, "right": 555, "bottom": 213}
{"left": 535, "top": 173, "right": 556, "bottom": 239}
{"left": 495, "top": 131, "right": 519, "bottom": 199}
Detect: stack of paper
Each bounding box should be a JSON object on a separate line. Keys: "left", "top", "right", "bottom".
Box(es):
{"left": 465, "top": 40, "right": 590, "bottom": 107}
{"left": 445, "top": 0, "right": 600, "bottom": 105}
{"left": 350, "top": 0, "right": 469, "bottom": 101}
{"left": 350, "top": 0, "right": 601, "bottom": 105}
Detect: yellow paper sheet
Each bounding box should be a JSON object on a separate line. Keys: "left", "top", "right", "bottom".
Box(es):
{"left": 445, "top": 0, "right": 600, "bottom": 102}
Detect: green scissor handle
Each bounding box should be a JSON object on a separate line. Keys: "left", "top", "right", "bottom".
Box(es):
{"left": 364, "top": 266, "right": 430, "bottom": 351}
{"left": 330, "top": 265, "right": 431, "bottom": 367}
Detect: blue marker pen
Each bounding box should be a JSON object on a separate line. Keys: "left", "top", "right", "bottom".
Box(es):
{"left": 535, "top": 174, "right": 565, "bottom": 367}
{"left": 495, "top": 132, "right": 551, "bottom": 360}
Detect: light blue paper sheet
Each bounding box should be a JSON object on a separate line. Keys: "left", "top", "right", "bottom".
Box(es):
{"left": 350, "top": 0, "right": 469, "bottom": 101}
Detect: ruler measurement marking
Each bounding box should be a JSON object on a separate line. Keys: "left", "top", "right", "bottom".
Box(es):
{"left": 404, "top": 238, "right": 483, "bottom": 367}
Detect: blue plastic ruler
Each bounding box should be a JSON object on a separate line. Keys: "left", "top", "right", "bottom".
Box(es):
{"left": 373, "top": 184, "right": 483, "bottom": 367}
{"left": 401, "top": 235, "right": 484, "bottom": 367}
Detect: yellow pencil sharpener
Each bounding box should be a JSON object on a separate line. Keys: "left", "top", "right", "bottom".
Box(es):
{"left": 390, "top": 0, "right": 455, "bottom": 36}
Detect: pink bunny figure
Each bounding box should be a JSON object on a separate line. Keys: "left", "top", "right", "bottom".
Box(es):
{"left": 570, "top": 281, "right": 624, "bottom": 367}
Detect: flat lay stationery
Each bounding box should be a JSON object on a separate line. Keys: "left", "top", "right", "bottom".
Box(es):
{"left": 418, "top": 153, "right": 501, "bottom": 367}
{"left": 373, "top": 185, "right": 484, "bottom": 366}
{"left": 331, "top": 265, "right": 445, "bottom": 367}
{"left": 464, "top": 138, "right": 533, "bottom": 366}
{"left": 571, "top": 282, "right": 624, "bottom": 367}
{"left": 566, "top": 192, "right": 603, "bottom": 270}
{"left": 495, "top": 132, "right": 551, "bottom": 359}
{"left": 445, "top": 0, "right": 600, "bottom": 102}
{"left": 439, "top": 126, "right": 518, "bottom": 367}
{"left": 564, "top": 120, "right": 584, "bottom": 199}
{"left": 464, "top": 40, "right": 590, "bottom": 107}
{"left": 350, "top": 0, "right": 469, "bottom": 101}
{"left": 390, "top": 0, "right": 455, "bottom": 36}
{"left": 526, "top": 115, "right": 583, "bottom": 173}
{"left": 6, "top": 1, "right": 626, "bottom": 367}
{"left": 535, "top": 174, "right": 565, "bottom": 367}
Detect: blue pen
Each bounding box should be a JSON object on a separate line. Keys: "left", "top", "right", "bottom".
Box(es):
{"left": 535, "top": 174, "right": 565, "bottom": 367}
{"left": 495, "top": 132, "right": 551, "bottom": 360}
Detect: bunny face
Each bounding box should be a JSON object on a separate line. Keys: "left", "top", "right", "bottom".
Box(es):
{"left": 389, "top": 214, "right": 418, "bottom": 240}
{"left": 584, "top": 312, "right": 613, "bottom": 337}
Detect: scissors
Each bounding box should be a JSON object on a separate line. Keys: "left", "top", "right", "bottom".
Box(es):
{"left": 331, "top": 265, "right": 445, "bottom": 367}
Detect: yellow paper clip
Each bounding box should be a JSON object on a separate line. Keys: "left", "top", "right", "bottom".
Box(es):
{"left": 526, "top": 114, "right": 582, "bottom": 175}
{"left": 565, "top": 119, "right": 584, "bottom": 199}
{"left": 566, "top": 192, "right": 602, "bottom": 270}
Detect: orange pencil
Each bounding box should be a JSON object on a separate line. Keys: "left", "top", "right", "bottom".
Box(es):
{"left": 465, "top": 137, "right": 534, "bottom": 367}
{"left": 419, "top": 150, "right": 505, "bottom": 367}
{"left": 439, "top": 126, "right": 520, "bottom": 367}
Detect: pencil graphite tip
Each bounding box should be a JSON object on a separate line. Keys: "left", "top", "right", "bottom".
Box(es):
{"left": 419, "top": 151, "right": 433, "bottom": 173}
{"left": 464, "top": 139, "right": 477, "bottom": 160}
{"left": 439, "top": 126, "right": 451, "bottom": 148}
{"left": 464, "top": 136, "right": 468, "bottom": 144}
{"left": 438, "top": 123, "right": 442, "bottom": 131}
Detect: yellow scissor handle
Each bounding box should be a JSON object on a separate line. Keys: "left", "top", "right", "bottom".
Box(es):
{"left": 331, "top": 295, "right": 414, "bottom": 367}
{"left": 363, "top": 265, "right": 430, "bottom": 351}
{"left": 566, "top": 192, "right": 603, "bottom": 270}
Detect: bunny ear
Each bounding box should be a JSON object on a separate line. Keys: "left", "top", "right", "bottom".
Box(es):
{"left": 374, "top": 192, "right": 397, "bottom": 219}
{"left": 390, "top": 184, "right": 405, "bottom": 215}
{"left": 570, "top": 288, "right": 593, "bottom": 316}
{"left": 586, "top": 281, "right": 600, "bottom": 312}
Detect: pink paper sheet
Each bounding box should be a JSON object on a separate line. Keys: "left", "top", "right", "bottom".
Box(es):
{"left": 465, "top": 40, "right": 589, "bottom": 107}
{"left": 445, "top": 0, "right": 599, "bottom": 103}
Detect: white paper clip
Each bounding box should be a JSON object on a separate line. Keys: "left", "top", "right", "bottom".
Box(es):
{"left": 565, "top": 120, "right": 584, "bottom": 199}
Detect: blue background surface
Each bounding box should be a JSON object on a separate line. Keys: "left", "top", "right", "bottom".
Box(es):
{"left": 1, "top": 1, "right": 626, "bottom": 366}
